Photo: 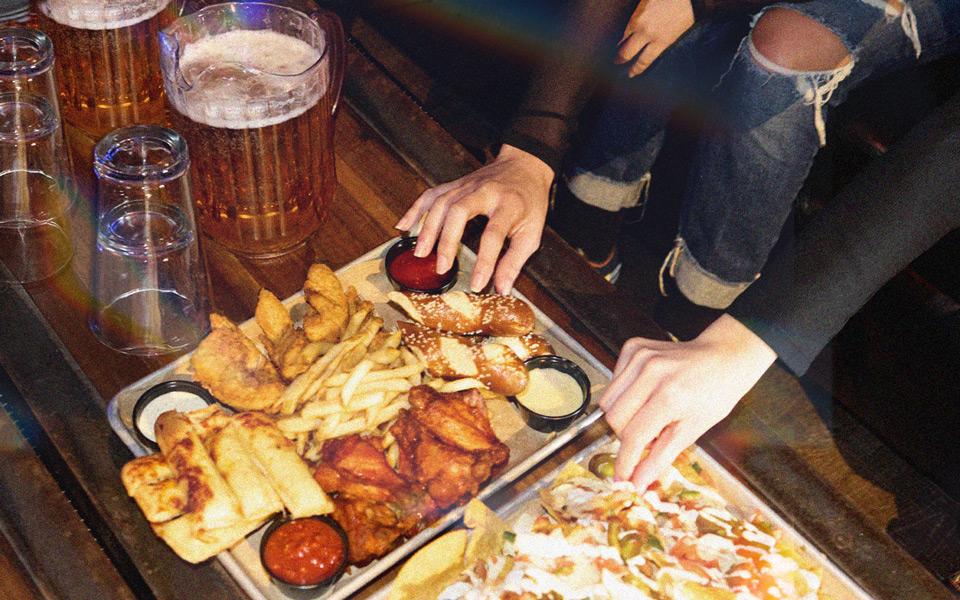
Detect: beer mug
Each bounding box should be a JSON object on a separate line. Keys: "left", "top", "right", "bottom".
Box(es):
{"left": 34, "top": 0, "right": 181, "bottom": 136}
{"left": 160, "top": 2, "right": 345, "bottom": 258}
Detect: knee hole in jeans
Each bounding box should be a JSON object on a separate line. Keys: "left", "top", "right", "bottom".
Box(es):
{"left": 750, "top": 8, "right": 852, "bottom": 73}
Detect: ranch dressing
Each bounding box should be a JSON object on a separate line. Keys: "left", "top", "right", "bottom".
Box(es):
{"left": 516, "top": 368, "right": 583, "bottom": 417}
{"left": 136, "top": 391, "right": 210, "bottom": 442}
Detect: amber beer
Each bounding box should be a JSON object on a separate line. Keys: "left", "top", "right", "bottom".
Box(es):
{"left": 167, "top": 29, "right": 336, "bottom": 257}
{"left": 35, "top": 0, "right": 178, "bottom": 136}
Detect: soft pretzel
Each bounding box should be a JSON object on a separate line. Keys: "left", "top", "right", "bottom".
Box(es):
{"left": 388, "top": 291, "right": 534, "bottom": 336}
{"left": 488, "top": 333, "right": 554, "bottom": 361}
{"left": 398, "top": 322, "right": 528, "bottom": 396}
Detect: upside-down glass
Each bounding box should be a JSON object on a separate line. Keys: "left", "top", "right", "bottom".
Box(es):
{"left": 33, "top": 0, "right": 181, "bottom": 137}
{"left": 0, "top": 28, "right": 58, "bottom": 105}
{"left": 0, "top": 91, "right": 73, "bottom": 282}
{"left": 90, "top": 125, "right": 209, "bottom": 355}
{"left": 160, "top": 2, "right": 345, "bottom": 258}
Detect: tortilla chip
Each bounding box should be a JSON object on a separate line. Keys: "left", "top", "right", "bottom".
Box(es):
{"left": 388, "top": 530, "right": 467, "bottom": 600}
{"left": 550, "top": 461, "right": 597, "bottom": 487}
{"left": 673, "top": 581, "right": 737, "bottom": 600}
{"left": 463, "top": 499, "right": 508, "bottom": 567}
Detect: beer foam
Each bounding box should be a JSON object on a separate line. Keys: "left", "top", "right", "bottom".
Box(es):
{"left": 172, "top": 30, "right": 325, "bottom": 130}
{"left": 41, "top": 0, "right": 170, "bottom": 30}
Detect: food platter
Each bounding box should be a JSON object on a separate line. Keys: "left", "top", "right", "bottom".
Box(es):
{"left": 106, "top": 237, "right": 612, "bottom": 600}
{"left": 371, "top": 435, "right": 874, "bottom": 600}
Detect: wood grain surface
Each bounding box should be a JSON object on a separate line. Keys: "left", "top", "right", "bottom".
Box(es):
{"left": 0, "top": 14, "right": 954, "bottom": 600}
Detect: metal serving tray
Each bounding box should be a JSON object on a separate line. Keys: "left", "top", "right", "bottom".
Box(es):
{"left": 369, "top": 435, "right": 875, "bottom": 600}
{"left": 106, "top": 237, "right": 612, "bottom": 600}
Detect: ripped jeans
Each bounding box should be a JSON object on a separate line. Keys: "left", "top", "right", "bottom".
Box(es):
{"left": 564, "top": 0, "right": 960, "bottom": 308}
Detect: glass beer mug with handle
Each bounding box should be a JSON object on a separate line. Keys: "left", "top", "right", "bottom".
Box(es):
{"left": 34, "top": 0, "right": 180, "bottom": 137}
{"left": 160, "top": 2, "right": 345, "bottom": 258}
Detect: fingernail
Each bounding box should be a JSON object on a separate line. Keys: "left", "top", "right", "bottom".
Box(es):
{"left": 436, "top": 256, "right": 449, "bottom": 274}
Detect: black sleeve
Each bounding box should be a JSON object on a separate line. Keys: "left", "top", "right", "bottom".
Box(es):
{"left": 501, "top": 0, "right": 636, "bottom": 174}
{"left": 501, "top": 0, "right": 782, "bottom": 173}
{"left": 693, "top": 0, "right": 778, "bottom": 19}
{"left": 727, "top": 93, "right": 960, "bottom": 376}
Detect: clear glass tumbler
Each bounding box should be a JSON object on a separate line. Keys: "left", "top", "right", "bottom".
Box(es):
{"left": 90, "top": 125, "right": 210, "bottom": 355}
{"left": 0, "top": 28, "right": 58, "bottom": 106}
{"left": 0, "top": 90, "right": 73, "bottom": 282}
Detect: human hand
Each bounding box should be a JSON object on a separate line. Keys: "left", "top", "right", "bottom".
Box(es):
{"left": 395, "top": 144, "right": 554, "bottom": 294}
{"left": 598, "top": 314, "right": 777, "bottom": 489}
{"left": 616, "top": 0, "right": 695, "bottom": 77}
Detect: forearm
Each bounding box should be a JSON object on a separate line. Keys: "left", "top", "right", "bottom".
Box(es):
{"left": 503, "top": 0, "right": 636, "bottom": 174}
{"left": 728, "top": 93, "right": 960, "bottom": 375}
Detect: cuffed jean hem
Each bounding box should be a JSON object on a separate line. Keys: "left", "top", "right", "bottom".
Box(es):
{"left": 665, "top": 238, "right": 758, "bottom": 309}
{"left": 564, "top": 170, "right": 651, "bottom": 213}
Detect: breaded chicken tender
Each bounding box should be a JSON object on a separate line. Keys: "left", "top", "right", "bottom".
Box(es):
{"left": 256, "top": 288, "right": 332, "bottom": 380}
{"left": 303, "top": 264, "right": 349, "bottom": 343}
{"left": 254, "top": 289, "right": 293, "bottom": 345}
{"left": 191, "top": 314, "right": 285, "bottom": 411}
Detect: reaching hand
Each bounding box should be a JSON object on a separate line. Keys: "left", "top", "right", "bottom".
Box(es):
{"left": 598, "top": 314, "right": 777, "bottom": 490}
{"left": 395, "top": 144, "right": 554, "bottom": 294}
{"left": 616, "top": 0, "right": 695, "bottom": 77}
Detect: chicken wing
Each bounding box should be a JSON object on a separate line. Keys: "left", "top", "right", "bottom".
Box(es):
{"left": 331, "top": 496, "right": 421, "bottom": 566}
{"left": 313, "top": 435, "right": 407, "bottom": 503}
{"left": 408, "top": 386, "right": 508, "bottom": 458}
{"left": 390, "top": 386, "right": 509, "bottom": 509}
{"left": 191, "top": 314, "right": 284, "bottom": 411}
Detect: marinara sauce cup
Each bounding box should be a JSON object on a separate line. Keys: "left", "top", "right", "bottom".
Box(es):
{"left": 259, "top": 515, "right": 349, "bottom": 595}
{"left": 384, "top": 236, "right": 458, "bottom": 294}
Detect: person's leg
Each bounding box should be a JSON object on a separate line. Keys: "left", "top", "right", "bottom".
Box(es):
{"left": 669, "top": 0, "right": 959, "bottom": 309}
{"left": 553, "top": 15, "right": 751, "bottom": 277}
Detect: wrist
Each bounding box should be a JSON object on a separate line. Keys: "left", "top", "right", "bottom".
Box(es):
{"left": 699, "top": 314, "right": 778, "bottom": 367}
{"left": 498, "top": 144, "right": 555, "bottom": 187}
{"left": 689, "top": 0, "right": 707, "bottom": 21}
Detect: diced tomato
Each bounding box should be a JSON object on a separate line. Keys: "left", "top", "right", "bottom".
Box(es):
{"left": 670, "top": 537, "right": 700, "bottom": 561}
{"left": 735, "top": 547, "right": 761, "bottom": 561}
{"left": 594, "top": 557, "right": 625, "bottom": 573}
{"left": 677, "top": 558, "right": 713, "bottom": 581}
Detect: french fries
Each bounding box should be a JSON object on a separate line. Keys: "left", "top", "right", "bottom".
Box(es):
{"left": 270, "top": 301, "right": 428, "bottom": 460}
{"left": 240, "top": 265, "right": 473, "bottom": 464}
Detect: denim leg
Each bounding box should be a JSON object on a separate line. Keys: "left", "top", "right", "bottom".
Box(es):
{"left": 564, "top": 16, "right": 751, "bottom": 212}
{"left": 671, "top": 0, "right": 960, "bottom": 309}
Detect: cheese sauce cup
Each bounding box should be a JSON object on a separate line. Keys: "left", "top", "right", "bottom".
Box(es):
{"left": 132, "top": 380, "right": 215, "bottom": 450}
{"left": 512, "top": 355, "right": 590, "bottom": 433}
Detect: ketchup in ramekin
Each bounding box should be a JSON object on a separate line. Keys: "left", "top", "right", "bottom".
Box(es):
{"left": 260, "top": 516, "right": 348, "bottom": 590}
{"left": 385, "top": 236, "right": 458, "bottom": 293}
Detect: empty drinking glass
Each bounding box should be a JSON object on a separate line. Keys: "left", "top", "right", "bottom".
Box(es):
{"left": 90, "top": 125, "right": 210, "bottom": 355}
{"left": 0, "top": 91, "right": 73, "bottom": 282}
{"left": 0, "top": 28, "right": 58, "bottom": 105}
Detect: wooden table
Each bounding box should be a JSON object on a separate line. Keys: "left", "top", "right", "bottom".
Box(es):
{"left": 0, "top": 16, "right": 954, "bottom": 600}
